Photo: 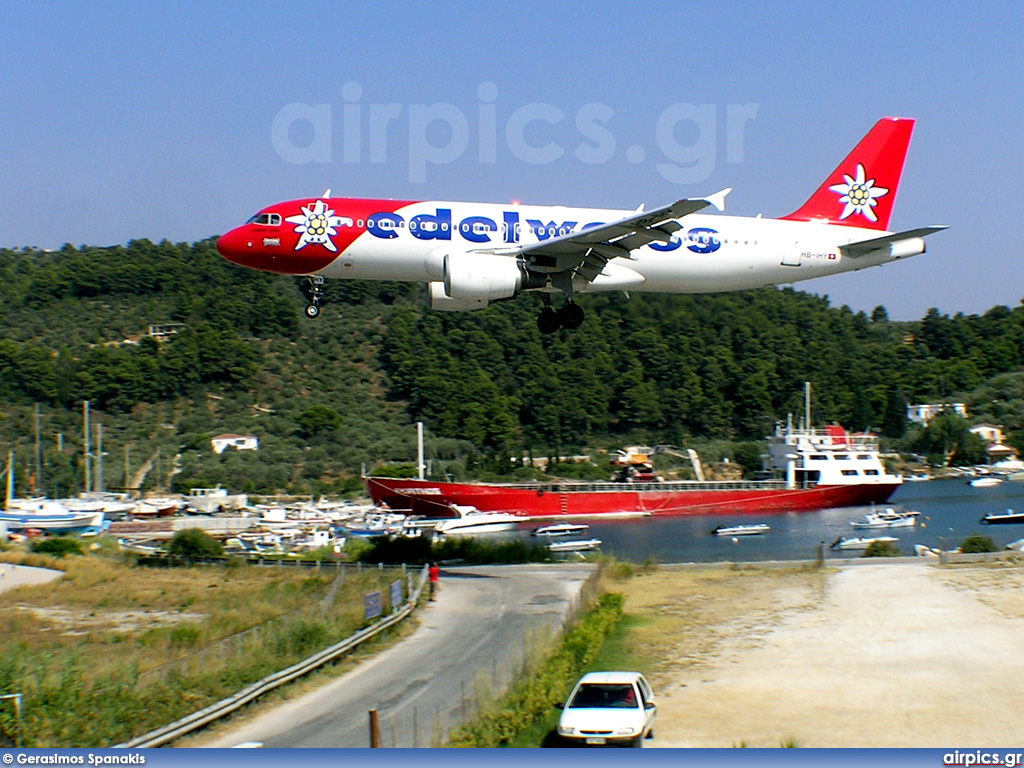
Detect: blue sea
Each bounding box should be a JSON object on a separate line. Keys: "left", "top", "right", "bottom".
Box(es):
{"left": 560, "top": 477, "right": 1024, "bottom": 564}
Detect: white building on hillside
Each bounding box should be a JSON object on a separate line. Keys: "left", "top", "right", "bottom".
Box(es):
{"left": 906, "top": 402, "right": 967, "bottom": 426}
{"left": 211, "top": 434, "right": 259, "bottom": 454}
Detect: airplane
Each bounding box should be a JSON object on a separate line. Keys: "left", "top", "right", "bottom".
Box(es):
{"left": 217, "top": 117, "right": 945, "bottom": 333}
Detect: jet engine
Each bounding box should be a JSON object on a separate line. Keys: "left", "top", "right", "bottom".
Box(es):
{"left": 443, "top": 253, "right": 523, "bottom": 301}
{"left": 428, "top": 282, "right": 489, "bottom": 311}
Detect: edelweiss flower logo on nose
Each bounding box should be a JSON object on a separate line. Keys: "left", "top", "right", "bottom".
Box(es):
{"left": 286, "top": 200, "right": 353, "bottom": 252}
{"left": 829, "top": 164, "right": 888, "bottom": 222}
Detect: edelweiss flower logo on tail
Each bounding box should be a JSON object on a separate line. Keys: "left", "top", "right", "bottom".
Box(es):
{"left": 829, "top": 164, "right": 888, "bottom": 222}
{"left": 286, "top": 200, "right": 353, "bottom": 252}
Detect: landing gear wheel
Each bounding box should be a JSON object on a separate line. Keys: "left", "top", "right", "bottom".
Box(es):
{"left": 302, "top": 275, "right": 325, "bottom": 318}
{"left": 558, "top": 301, "right": 585, "bottom": 329}
{"left": 537, "top": 306, "right": 561, "bottom": 334}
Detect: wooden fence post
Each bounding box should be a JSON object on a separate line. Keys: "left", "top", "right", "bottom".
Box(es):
{"left": 369, "top": 708, "right": 381, "bottom": 748}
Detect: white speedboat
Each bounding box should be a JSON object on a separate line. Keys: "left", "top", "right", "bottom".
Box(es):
{"left": 548, "top": 538, "right": 602, "bottom": 552}
{"left": 830, "top": 535, "right": 898, "bottom": 551}
{"left": 433, "top": 505, "right": 520, "bottom": 535}
{"left": 850, "top": 508, "right": 919, "bottom": 529}
{"left": 712, "top": 524, "right": 770, "bottom": 536}
{"left": 969, "top": 476, "right": 1004, "bottom": 488}
{"left": 533, "top": 523, "right": 590, "bottom": 537}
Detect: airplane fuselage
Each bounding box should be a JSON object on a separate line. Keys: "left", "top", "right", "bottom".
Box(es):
{"left": 224, "top": 198, "right": 917, "bottom": 292}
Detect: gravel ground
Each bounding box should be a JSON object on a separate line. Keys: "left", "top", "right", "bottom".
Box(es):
{"left": 631, "top": 561, "right": 1024, "bottom": 747}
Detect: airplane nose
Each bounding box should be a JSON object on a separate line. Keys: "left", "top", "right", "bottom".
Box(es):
{"left": 216, "top": 227, "right": 253, "bottom": 266}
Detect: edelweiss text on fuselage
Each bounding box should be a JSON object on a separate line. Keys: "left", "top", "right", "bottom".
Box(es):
{"left": 361, "top": 207, "right": 713, "bottom": 253}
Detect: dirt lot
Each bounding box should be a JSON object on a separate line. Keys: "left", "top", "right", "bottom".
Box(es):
{"left": 612, "top": 560, "right": 1024, "bottom": 747}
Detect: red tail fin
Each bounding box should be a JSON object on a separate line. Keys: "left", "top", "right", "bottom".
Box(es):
{"left": 781, "top": 117, "right": 915, "bottom": 231}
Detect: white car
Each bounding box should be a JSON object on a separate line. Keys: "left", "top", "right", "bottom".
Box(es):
{"left": 556, "top": 671, "right": 656, "bottom": 747}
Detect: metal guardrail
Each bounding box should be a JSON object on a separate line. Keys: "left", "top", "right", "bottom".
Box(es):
{"left": 115, "top": 564, "right": 429, "bottom": 748}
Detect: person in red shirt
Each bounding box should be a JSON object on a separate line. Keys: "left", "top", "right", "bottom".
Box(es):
{"left": 428, "top": 562, "right": 440, "bottom": 601}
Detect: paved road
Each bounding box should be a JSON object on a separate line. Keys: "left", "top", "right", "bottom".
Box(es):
{"left": 203, "top": 563, "right": 596, "bottom": 747}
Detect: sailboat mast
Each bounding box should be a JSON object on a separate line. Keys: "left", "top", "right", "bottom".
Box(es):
{"left": 6, "top": 451, "right": 13, "bottom": 511}
{"left": 83, "top": 401, "right": 91, "bottom": 494}
{"left": 95, "top": 422, "right": 104, "bottom": 493}
{"left": 34, "top": 404, "right": 42, "bottom": 495}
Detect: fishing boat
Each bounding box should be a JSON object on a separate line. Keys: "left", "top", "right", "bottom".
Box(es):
{"left": 980, "top": 509, "right": 1024, "bottom": 525}
{"left": 0, "top": 503, "right": 105, "bottom": 533}
{"left": 711, "top": 524, "right": 770, "bottom": 536}
{"left": 533, "top": 523, "right": 591, "bottom": 537}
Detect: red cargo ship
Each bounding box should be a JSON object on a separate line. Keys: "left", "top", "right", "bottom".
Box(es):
{"left": 366, "top": 422, "right": 901, "bottom": 519}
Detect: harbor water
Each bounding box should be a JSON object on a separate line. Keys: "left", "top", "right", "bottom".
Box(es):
{"left": 554, "top": 477, "right": 1024, "bottom": 563}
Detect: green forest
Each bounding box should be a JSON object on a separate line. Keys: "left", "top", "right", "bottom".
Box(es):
{"left": 0, "top": 239, "right": 1022, "bottom": 497}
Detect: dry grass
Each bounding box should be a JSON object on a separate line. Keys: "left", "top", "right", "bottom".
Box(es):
{"left": 0, "top": 550, "right": 360, "bottom": 682}
{"left": 0, "top": 546, "right": 407, "bottom": 746}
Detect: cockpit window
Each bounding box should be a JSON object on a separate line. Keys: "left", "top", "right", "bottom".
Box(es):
{"left": 246, "top": 213, "right": 282, "bottom": 226}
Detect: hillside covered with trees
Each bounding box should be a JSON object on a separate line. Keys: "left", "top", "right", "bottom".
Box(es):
{"left": 0, "top": 239, "right": 1021, "bottom": 496}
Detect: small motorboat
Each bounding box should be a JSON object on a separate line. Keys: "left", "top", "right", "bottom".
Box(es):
{"left": 914, "top": 544, "right": 942, "bottom": 558}
{"left": 969, "top": 476, "right": 1004, "bottom": 488}
{"left": 980, "top": 508, "right": 1024, "bottom": 525}
{"left": 433, "top": 504, "right": 520, "bottom": 535}
{"left": 711, "top": 524, "right": 770, "bottom": 536}
{"left": 830, "top": 535, "right": 898, "bottom": 551}
{"left": 850, "top": 508, "right": 919, "bottom": 529}
{"left": 533, "top": 522, "right": 590, "bottom": 537}
{"left": 548, "top": 538, "right": 602, "bottom": 552}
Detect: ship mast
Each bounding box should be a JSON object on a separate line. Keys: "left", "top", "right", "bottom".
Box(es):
{"left": 804, "top": 382, "right": 812, "bottom": 431}
{"left": 417, "top": 421, "right": 425, "bottom": 481}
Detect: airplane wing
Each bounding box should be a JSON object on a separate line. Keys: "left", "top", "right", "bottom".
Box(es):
{"left": 490, "top": 189, "right": 730, "bottom": 282}
{"left": 840, "top": 226, "right": 947, "bottom": 258}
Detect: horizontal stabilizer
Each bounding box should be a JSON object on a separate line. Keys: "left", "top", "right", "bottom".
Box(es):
{"left": 840, "top": 226, "right": 948, "bottom": 258}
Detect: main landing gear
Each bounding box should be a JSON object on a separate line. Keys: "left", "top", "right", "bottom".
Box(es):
{"left": 302, "top": 275, "right": 325, "bottom": 319}
{"left": 537, "top": 299, "right": 585, "bottom": 334}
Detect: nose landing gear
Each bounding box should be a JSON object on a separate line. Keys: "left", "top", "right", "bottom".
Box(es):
{"left": 302, "top": 275, "right": 325, "bottom": 319}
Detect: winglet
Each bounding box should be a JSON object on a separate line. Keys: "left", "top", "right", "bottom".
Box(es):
{"left": 322, "top": 188, "right": 332, "bottom": 198}
{"left": 705, "top": 188, "right": 731, "bottom": 212}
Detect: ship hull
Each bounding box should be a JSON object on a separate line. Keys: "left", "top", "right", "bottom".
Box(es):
{"left": 364, "top": 477, "right": 899, "bottom": 519}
